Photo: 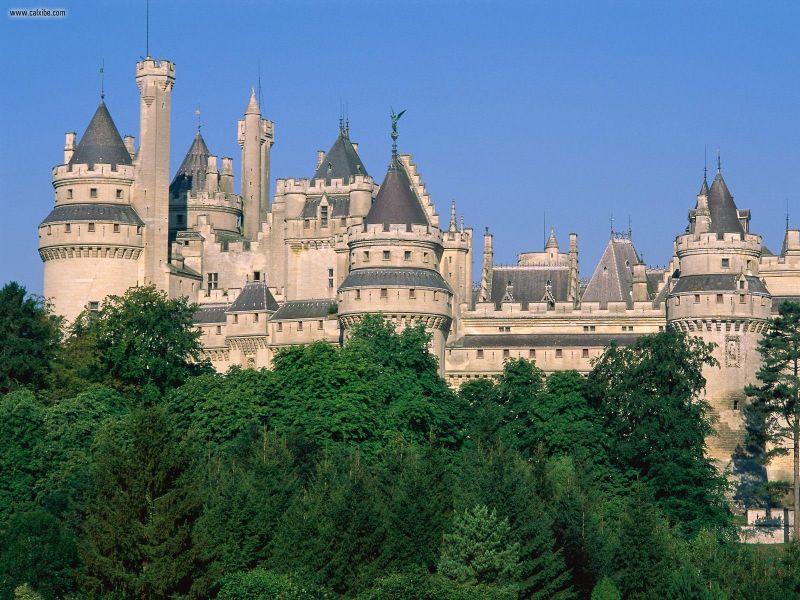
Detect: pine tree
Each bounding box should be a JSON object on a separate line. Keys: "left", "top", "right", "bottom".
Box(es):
{"left": 590, "top": 577, "right": 620, "bottom": 600}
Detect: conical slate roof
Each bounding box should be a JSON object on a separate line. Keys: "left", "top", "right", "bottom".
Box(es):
{"left": 313, "top": 131, "right": 368, "bottom": 183}
{"left": 706, "top": 171, "right": 743, "bottom": 235}
{"left": 69, "top": 101, "right": 132, "bottom": 168}
{"left": 364, "top": 160, "right": 428, "bottom": 227}
{"left": 581, "top": 237, "right": 641, "bottom": 309}
{"left": 545, "top": 227, "right": 559, "bottom": 250}
{"left": 170, "top": 132, "right": 210, "bottom": 198}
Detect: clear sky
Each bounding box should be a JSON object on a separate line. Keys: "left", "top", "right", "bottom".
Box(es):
{"left": 1, "top": 0, "right": 798, "bottom": 294}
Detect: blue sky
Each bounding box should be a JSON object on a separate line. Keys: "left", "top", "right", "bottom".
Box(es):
{"left": 2, "top": 0, "right": 798, "bottom": 294}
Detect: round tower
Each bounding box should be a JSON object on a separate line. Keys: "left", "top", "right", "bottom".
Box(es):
{"left": 667, "top": 165, "right": 772, "bottom": 472}
{"left": 338, "top": 155, "right": 453, "bottom": 372}
{"left": 39, "top": 100, "right": 143, "bottom": 324}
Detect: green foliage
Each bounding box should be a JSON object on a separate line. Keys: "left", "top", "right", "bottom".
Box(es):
{"left": 590, "top": 577, "right": 620, "bottom": 600}
{"left": 81, "top": 285, "right": 211, "bottom": 394}
{"left": 438, "top": 505, "right": 521, "bottom": 586}
{"left": 13, "top": 585, "right": 44, "bottom": 600}
{"left": 0, "top": 390, "right": 46, "bottom": 524}
{"left": 79, "top": 406, "right": 201, "bottom": 598}
{"left": 587, "top": 331, "right": 730, "bottom": 535}
{"left": 217, "top": 569, "right": 329, "bottom": 599}
{"left": 0, "top": 282, "right": 62, "bottom": 394}
{"left": 0, "top": 508, "right": 78, "bottom": 600}
{"left": 360, "top": 572, "right": 516, "bottom": 600}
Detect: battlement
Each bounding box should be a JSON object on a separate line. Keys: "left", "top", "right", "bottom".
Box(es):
{"left": 53, "top": 162, "right": 135, "bottom": 182}
{"left": 675, "top": 230, "right": 762, "bottom": 255}
{"left": 465, "top": 299, "right": 662, "bottom": 318}
{"left": 179, "top": 190, "right": 242, "bottom": 211}
{"left": 277, "top": 174, "right": 374, "bottom": 194}
{"left": 348, "top": 222, "right": 444, "bottom": 245}
{"left": 135, "top": 58, "right": 176, "bottom": 80}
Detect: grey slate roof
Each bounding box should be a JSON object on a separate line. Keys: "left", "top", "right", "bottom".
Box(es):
{"left": 228, "top": 282, "right": 279, "bottom": 313}
{"left": 646, "top": 269, "right": 667, "bottom": 300}
{"left": 490, "top": 266, "right": 570, "bottom": 306}
{"left": 302, "top": 195, "right": 351, "bottom": 219}
{"left": 194, "top": 304, "right": 229, "bottom": 324}
{"left": 272, "top": 300, "right": 336, "bottom": 321}
{"left": 40, "top": 203, "right": 144, "bottom": 226}
{"left": 670, "top": 274, "right": 769, "bottom": 295}
{"left": 312, "top": 132, "right": 368, "bottom": 183}
{"left": 581, "top": 238, "right": 640, "bottom": 308}
{"left": 364, "top": 162, "right": 429, "bottom": 227}
{"left": 170, "top": 133, "right": 210, "bottom": 198}
{"left": 772, "top": 296, "right": 800, "bottom": 314}
{"left": 69, "top": 102, "right": 132, "bottom": 168}
{"left": 454, "top": 333, "right": 641, "bottom": 348}
{"left": 339, "top": 268, "right": 452, "bottom": 292}
{"left": 706, "top": 172, "right": 744, "bottom": 235}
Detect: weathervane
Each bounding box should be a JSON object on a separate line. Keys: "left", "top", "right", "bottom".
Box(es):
{"left": 390, "top": 107, "right": 405, "bottom": 157}
{"left": 100, "top": 59, "right": 105, "bottom": 101}
{"left": 195, "top": 104, "right": 201, "bottom": 133}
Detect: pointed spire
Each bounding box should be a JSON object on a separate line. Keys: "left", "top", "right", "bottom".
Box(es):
{"left": 449, "top": 200, "right": 457, "bottom": 232}
{"left": 545, "top": 227, "right": 559, "bottom": 250}
{"left": 69, "top": 101, "right": 132, "bottom": 168}
{"left": 715, "top": 148, "right": 723, "bottom": 180}
{"left": 245, "top": 87, "right": 260, "bottom": 115}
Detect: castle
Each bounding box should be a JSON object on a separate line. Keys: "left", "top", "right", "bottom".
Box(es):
{"left": 38, "top": 56, "right": 800, "bottom": 479}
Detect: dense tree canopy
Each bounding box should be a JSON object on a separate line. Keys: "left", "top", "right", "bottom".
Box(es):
{"left": 0, "top": 282, "right": 795, "bottom": 599}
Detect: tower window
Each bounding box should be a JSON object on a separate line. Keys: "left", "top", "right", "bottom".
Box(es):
{"left": 88, "top": 222, "right": 95, "bottom": 232}
{"left": 317, "top": 320, "right": 324, "bottom": 330}
{"left": 423, "top": 252, "right": 430, "bottom": 263}
{"left": 253, "top": 271, "right": 261, "bottom": 281}
{"left": 297, "top": 321, "right": 304, "bottom": 331}
{"left": 404, "top": 251, "right": 412, "bottom": 261}
{"left": 694, "top": 294, "right": 700, "bottom": 304}
{"left": 87, "top": 301, "right": 99, "bottom": 312}
{"left": 733, "top": 399, "right": 740, "bottom": 411}
{"left": 477, "top": 349, "right": 484, "bottom": 359}
{"left": 363, "top": 251, "right": 370, "bottom": 262}
{"left": 721, "top": 258, "right": 730, "bottom": 269}
{"left": 116, "top": 189, "right": 123, "bottom": 199}
{"left": 304, "top": 220, "right": 310, "bottom": 229}
{"left": 739, "top": 280, "right": 746, "bottom": 290}
{"left": 233, "top": 314, "right": 238, "bottom": 324}
{"left": 136, "top": 226, "right": 142, "bottom": 235}
{"left": 716, "top": 294, "right": 723, "bottom": 304}
{"left": 409, "top": 289, "right": 416, "bottom": 298}
{"left": 355, "top": 289, "right": 361, "bottom": 300}
{"left": 328, "top": 268, "right": 334, "bottom": 289}
{"left": 65, "top": 223, "right": 71, "bottom": 233}
{"left": 113, "top": 223, "right": 120, "bottom": 233}
{"left": 47, "top": 225, "right": 52, "bottom": 235}
{"left": 320, "top": 205, "right": 328, "bottom": 227}
{"left": 206, "top": 272, "right": 218, "bottom": 294}
{"left": 529, "top": 349, "right": 536, "bottom": 358}
{"left": 67, "top": 188, "right": 73, "bottom": 199}
{"left": 555, "top": 349, "right": 563, "bottom": 358}
{"left": 380, "top": 288, "right": 388, "bottom": 298}
{"left": 383, "top": 250, "right": 390, "bottom": 261}
{"left": 276, "top": 322, "right": 283, "bottom": 332}
{"left": 90, "top": 188, "right": 97, "bottom": 198}
{"left": 740, "top": 294, "right": 746, "bottom": 304}
{"left": 582, "top": 348, "right": 590, "bottom": 358}
{"left": 503, "top": 349, "right": 510, "bottom": 359}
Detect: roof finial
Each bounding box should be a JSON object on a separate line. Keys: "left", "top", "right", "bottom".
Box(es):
{"left": 145, "top": 0, "right": 150, "bottom": 58}
{"left": 390, "top": 107, "right": 405, "bottom": 161}
{"left": 195, "top": 104, "right": 201, "bottom": 133}
{"left": 717, "top": 148, "right": 721, "bottom": 175}
{"left": 449, "top": 199, "right": 457, "bottom": 232}
{"left": 787, "top": 199, "right": 790, "bottom": 232}
{"left": 628, "top": 215, "right": 632, "bottom": 239}
{"left": 99, "top": 59, "right": 105, "bottom": 101}
{"left": 704, "top": 144, "right": 708, "bottom": 184}
{"left": 610, "top": 212, "right": 614, "bottom": 238}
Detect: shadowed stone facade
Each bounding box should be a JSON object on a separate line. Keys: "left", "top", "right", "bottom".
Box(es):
{"left": 38, "top": 56, "right": 800, "bottom": 480}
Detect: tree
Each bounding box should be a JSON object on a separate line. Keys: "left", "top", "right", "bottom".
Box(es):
{"left": 438, "top": 505, "right": 521, "bottom": 587}
{"left": 493, "top": 359, "right": 544, "bottom": 453}
{"left": 79, "top": 406, "right": 202, "bottom": 598}
{"left": 217, "top": 569, "right": 329, "bottom": 600}
{"left": 587, "top": 331, "right": 730, "bottom": 535}
{"left": 746, "top": 301, "right": 800, "bottom": 540}
{"left": 0, "top": 282, "right": 62, "bottom": 394}
{"left": 14, "top": 585, "right": 44, "bottom": 600}
{"left": 83, "top": 285, "right": 211, "bottom": 395}
{"left": 590, "top": 577, "right": 620, "bottom": 600}
{"left": 360, "top": 572, "right": 516, "bottom": 600}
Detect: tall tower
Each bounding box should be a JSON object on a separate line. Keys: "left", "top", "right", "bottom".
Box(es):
{"left": 134, "top": 58, "right": 175, "bottom": 287}
{"left": 667, "top": 163, "right": 772, "bottom": 472}
{"left": 237, "top": 89, "right": 274, "bottom": 240}
{"left": 39, "top": 100, "right": 142, "bottom": 323}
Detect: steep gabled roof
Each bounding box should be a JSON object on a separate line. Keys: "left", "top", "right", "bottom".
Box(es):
{"left": 313, "top": 131, "right": 367, "bottom": 183}
{"left": 170, "top": 132, "right": 210, "bottom": 197}
{"left": 69, "top": 101, "right": 132, "bottom": 168}
{"left": 490, "top": 266, "right": 571, "bottom": 306}
{"left": 364, "top": 161, "right": 429, "bottom": 227}
{"left": 706, "top": 171, "right": 744, "bottom": 235}
{"left": 581, "top": 237, "right": 640, "bottom": 308}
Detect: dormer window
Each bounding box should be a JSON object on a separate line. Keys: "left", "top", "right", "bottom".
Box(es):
{"left": 90, "top": 188, "right": 97, "bottom": 198}
{"left": 739, "top": 280, "right": 745, "bottom": 290}
{"left": 320, "top": 205, "right": 328, "bottom": 227}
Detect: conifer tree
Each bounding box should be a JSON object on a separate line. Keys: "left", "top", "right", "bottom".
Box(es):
{"left": 746, "top": 301, "right": 800, "bottom": 540}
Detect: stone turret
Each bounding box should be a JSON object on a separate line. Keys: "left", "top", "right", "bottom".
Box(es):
{"left": 237, "top": 89, "right": 274, "bottom": 240}
{"left": 134, "top": 58, "right": 175, "bottom": 288}
{"left": 338, "top": 154, "right": 453, "bottom": 372}
{"left": 39, "top": 100, "right": 142, "bottom": 323}
{"left": 668, "top": 165, "right": 773, "bottom": 474}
